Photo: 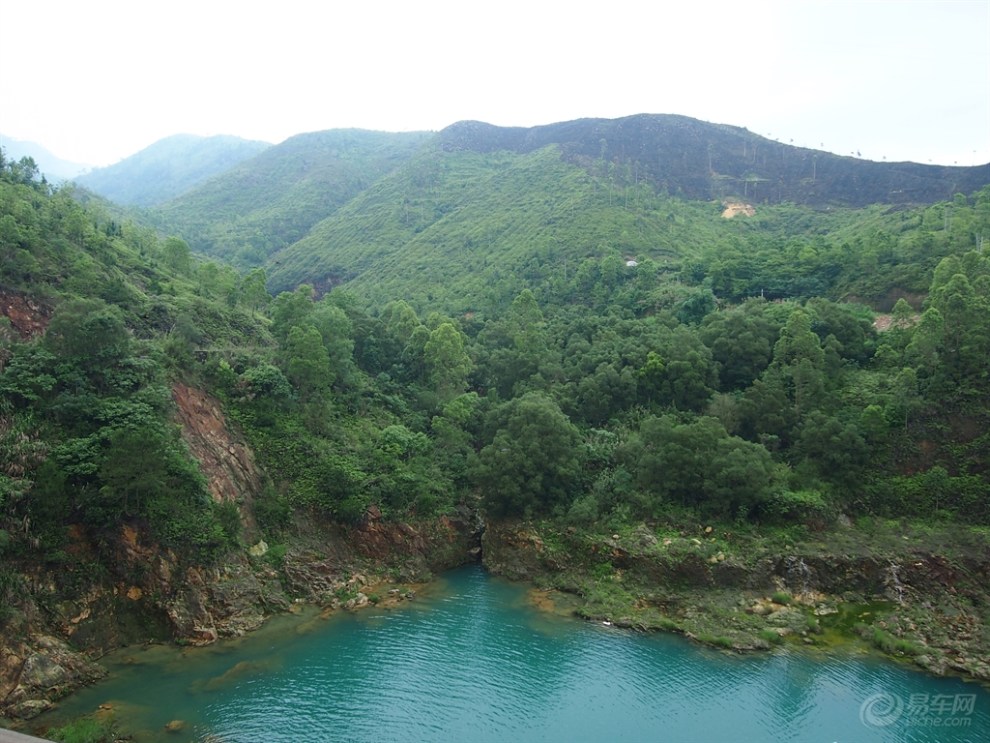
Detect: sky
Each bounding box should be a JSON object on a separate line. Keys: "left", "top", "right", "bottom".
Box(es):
{"left": 1, "top": 0, "right": 988, "bottom": 168}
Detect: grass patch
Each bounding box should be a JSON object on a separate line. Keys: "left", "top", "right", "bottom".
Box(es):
{"left": 697, "top": 633, "right": 736, "bottom": 650}
{"left": 48, "top": 715, "right": 116, "bottom": 743}
{"left": 869, "top": 627, "right": 924, "bottom": 657}
{"left": 758, "top": 629, "right": 784, "bottom": 646}
{"left": 771, "top": 591, "right": 792, "bottom": 605}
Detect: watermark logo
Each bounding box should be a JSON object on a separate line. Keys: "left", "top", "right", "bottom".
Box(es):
{"left": 860, "top": 692, "right": 903, "bottom": 727}
{"left": 860, "top": 692, "right": 976, "bottom": 729}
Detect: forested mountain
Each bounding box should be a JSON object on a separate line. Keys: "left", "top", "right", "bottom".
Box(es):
{"left": 151, "top": 129, "right": 432, "bottom": 268}
{"left": 148, "top": 116, "right": 988, "bottom": 308}
{"left": 260, "top": 116, "right": 989, "bottom": 313}
{"left": 2, "top": 113, "right": 990, "bottom": 726}
{"left": 3, "top": 123, "right": 988, "bottom": 546}
{"left": 76, "top": 134, "right": 270, "bottom": 207}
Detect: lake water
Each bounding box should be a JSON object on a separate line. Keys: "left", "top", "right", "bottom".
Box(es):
{"left": 34, "top": 565, "right": 990, "bottom": 742}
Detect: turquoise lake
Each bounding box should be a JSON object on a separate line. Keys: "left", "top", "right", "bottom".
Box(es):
{"left": 33, "top": 565, "right": 990, "bottom": 742}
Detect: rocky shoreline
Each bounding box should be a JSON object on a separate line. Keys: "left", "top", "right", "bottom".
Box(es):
{"left": 481, "top": 520, "right": 990, "bottom": 684}
{"left": 3, "top": 513, "right": 988, "bottom": 730}
{"left": 0, "top": 506, "right": 481, "bottom": 723}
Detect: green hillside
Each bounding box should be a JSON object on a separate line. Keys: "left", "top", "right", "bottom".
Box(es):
{"left": 153, "top": 129, "right": 432, "bottom": 268}
{"left": 257, "top": 117, "right": 987, "bottom": 316}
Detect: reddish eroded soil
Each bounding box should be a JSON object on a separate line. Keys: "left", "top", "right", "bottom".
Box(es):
{"left": 0, "top": 289, "right": 51, "bottom": 339}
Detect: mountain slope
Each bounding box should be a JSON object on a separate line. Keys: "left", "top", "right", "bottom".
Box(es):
{"left": 153, "top": 129, "right": 432, "bottom": 267}
{"left": 76, "top": 134, "right": 270, "bottom": 206}
{"left": 0, "top": 134, "right": 91, "bottom": 181}
{"left": 264, "top": 142, "right": 734, "bottom": 308}
{"left": 262, "top": 116, "right": 990, "bottom": 313}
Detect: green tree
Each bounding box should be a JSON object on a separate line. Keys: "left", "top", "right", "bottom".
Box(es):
{"left": 162, "top": 236, "right": 193, "bottom": 275}
{"left": 284, "top": 324, "right": 332, "bottom": 398}
{"left": 700, "top": 299, "right": 780, "bottom": 390}
{"left": 424, "top": 322, "right": 472, "bottom": 402}
{"left": 622, "top": 415, "right": 779, "bottom": 518}
{"left": 271, "top": 285, "right": 315, "bottom": 342}
{"left": 475, "top": 393, "right": 583, "bottom": 518}
{"left": 239, "top": 268, "right": 271, "bottom": 311}
{"left": 311, "top": 300, "right": 356, "bottom": 385}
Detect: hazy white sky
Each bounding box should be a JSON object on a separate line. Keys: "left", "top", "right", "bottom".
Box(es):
{"left": 2, "top": 0, "right": 988, "bottom": 167}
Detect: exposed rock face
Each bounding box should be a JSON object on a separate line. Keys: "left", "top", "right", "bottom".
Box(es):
{"left": 283, "top": 505, "right": 482, "bottom": 601}
{"left": 163, "top": 557, "right": 287, "bottom": 645}
{"left": 485, "top": 522, "right": 990, "bottom": 601}
{"left": 0, "top": 635, "right": 105, "bottom": 720}
{"left": 1, "top": 508, "right": 481, "bottom": 720}
{"left": 171, "top": 383, "right": 264, "bottom": 535}
{"left": 0, "top": 289, "right": 51, "bottom": 340}
{"left": 481, "top": 523, "right": 554, "bottom": 581}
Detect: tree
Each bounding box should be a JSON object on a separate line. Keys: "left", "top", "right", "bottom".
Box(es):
{"left": 700, "top": 299, "right": 780, "bottom": 390}
{"left": 284, "top": 325, "right": 332, "bottom": 399}
{"left": 380, "top": 300, "right": 421, "bottom": 345}
{"left": 44, "top": 298, "right": 132, "bottom": 393}
{"left": 239, "top": 268, "right": 271, "bottom": 311}
{"left": 311, "top": 300, "right": 356, "bottom": 385}
{"left": 271, "top": 285, "right": 315, "bottom": 342}
{"left": 924, "top": 264, "right": 990, "bottom": 395}
{"left": 424, "top": 322, "right": 472, "bottom": 402}
{"left": 475, "top": 393, "right": 583, "bottom": 518}
{"left": 622, "top": 415, "right": 780, "bottom": 518}
{"left": 766, "top": 308, "right": 826, "bottom": 417}
{"left": 162, "top": 236, "right": 193, "bottom": 275}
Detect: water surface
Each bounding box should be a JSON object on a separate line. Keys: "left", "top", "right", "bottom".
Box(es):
{"left": 37, "top": 566, "right": 990, "bottom": 742}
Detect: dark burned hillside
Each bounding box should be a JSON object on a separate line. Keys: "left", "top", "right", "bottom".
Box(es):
{"left": 438, "top": 114, "right": 989, "bottom": 206}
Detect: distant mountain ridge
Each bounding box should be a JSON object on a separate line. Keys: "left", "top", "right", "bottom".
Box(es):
{"left": 0, "top": 134, "right": 92, "bottom": 181}
{"left": 437, "top": 114, "right": 990, "bottom": 206}
{"left": 92, "top": 114, "right": 990, "bottom": 312}
{"left": 76, "top": 134, "right": 271, "bottom": 206}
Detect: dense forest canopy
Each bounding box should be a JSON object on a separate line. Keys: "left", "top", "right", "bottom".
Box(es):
{"left": 1, "top": 121, "right": 989, "bottom": 591}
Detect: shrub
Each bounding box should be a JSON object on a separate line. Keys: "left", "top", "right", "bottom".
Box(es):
{"left": 761, "top": 489, "right": 832, "bottom": 527}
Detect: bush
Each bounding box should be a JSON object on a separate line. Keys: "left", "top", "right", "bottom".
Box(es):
{"left": 870, "top": 627, "right": 923, "bottom": 657}
{"left": 760, "top": 489, "right": 832, "bottom": 527}
{"left": 254, "top": 487, "right": 291, "bottom": 535}
{"left": 216, "top": 500, "right": 242, "bottom": 544}
{"left": 566, "top": 493, "right": 600, "bottom": 526}
{"left": 264, "top": 543, "right": 287, "bottom": 567}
